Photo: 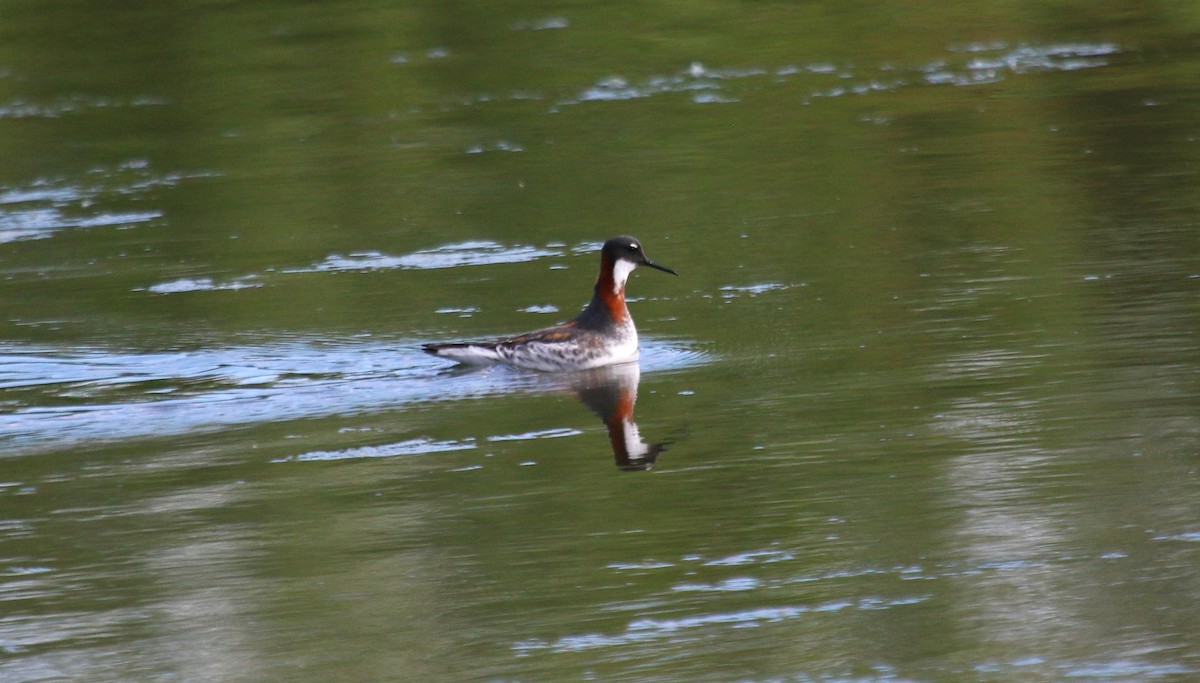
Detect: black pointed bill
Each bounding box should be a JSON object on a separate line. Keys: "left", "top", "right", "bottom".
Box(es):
{"left": 641, "top": 257, "right": 677, "bottom": 276}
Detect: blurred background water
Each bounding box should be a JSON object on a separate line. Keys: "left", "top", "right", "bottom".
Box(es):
{"left": 3, "top": 2, "right": 1200, "bottom": 681}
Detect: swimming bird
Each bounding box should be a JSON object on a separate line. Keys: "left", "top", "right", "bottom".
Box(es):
{"left": 423, "top": 235, "right": 676, "bottom": 371}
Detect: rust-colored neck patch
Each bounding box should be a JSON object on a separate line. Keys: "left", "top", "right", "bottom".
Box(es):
{"left": 595, "top": 255, "right": 630, "bottom": 322}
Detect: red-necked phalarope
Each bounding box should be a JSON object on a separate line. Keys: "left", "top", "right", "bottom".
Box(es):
{"left": 423, "top": 235, "right": 676, "bottom": 371}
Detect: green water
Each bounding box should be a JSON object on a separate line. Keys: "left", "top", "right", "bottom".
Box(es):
{"left": 4, "top": 2, "right": 1200, "bottom": 681}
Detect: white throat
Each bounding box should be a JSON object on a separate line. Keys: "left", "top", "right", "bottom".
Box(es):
{"left": 611, "top": 259, "right": 638, "bottom": 294}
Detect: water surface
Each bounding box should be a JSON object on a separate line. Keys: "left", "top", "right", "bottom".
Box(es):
{"left": 3, "top": 2, "right": 1200, "bottom": 681}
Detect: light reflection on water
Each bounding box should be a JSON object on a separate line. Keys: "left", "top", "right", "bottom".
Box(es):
{"left": 283, "top": 240, "right": 564, "bottom": 274}
{"left": 2, "top": 4, "right": 1200, "bottom": 681}
{"left": 453, "top": 41, "right": 1124, "bottom": 111}
{"left": 0, "top": 339, "right": 705, "bottom": 458}
{"left": 0, "top": 162, "right": 213, "bottom": 243}
{"left": 141, "top": 239, "right": 598, "bottom": 294}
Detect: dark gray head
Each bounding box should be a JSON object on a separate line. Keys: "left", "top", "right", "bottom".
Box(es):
{"left": 600, "top": 235, "right": 677, "bottom": 276}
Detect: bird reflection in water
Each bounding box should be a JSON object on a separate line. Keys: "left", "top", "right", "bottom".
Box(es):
{"left": 564, "top": 362, "right": 667, "bottom": 471}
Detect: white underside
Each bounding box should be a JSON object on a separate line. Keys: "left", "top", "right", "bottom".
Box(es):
{"left": 429, "top": 345, "right": 506, "bottom": 366}
{"left": 430, "top": 256, "right": 642, "bottom": 372}
{"left": 432, "top": 330, "right": 639, "bottom": 372}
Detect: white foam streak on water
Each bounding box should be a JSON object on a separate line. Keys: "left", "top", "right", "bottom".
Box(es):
{"left": 145, "top": 277, "right": 263, "bottom": 294}
{"left": 142, "top": 241, "right": 567, "bottom": 295}
{"left": 454, "top": 42, "right": 1125, "bottom": 114}
{"left": 514, "top": 595, "right": 930, "bottom": 653}
{"left": 142, "top": 239, "right": 588, "bottom": 295}
{"left": 285, "top": 241, "right": 564, "bottom": 274}
{"left": 278, "top": 437, "right": 479, "bottom": 463}
{"left": 486, "top": 427, "right": 583, "bottom": 442}
{"left": 0, "top": 340, "right": 706, "bottom": 456}
{"left": 0, "top": 163, "right": 217, "bottom": 243}
{"left": 0, "top": 207, "right": 162, "bottom": 243}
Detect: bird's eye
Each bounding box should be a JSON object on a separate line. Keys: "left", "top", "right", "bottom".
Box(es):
{"left": 627, "top": 243, "right": 638, "bottom": 251}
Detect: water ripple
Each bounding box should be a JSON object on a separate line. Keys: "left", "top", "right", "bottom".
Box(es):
{"left": 284, "top": 240, "right": 564, "bottom": 274}
{"left": 0, "top": 94, "right": 168, "bottom": 120}
{"left": 515, "top": 595, "right": 930, "bottom": 653}
{"left": 430, "top": 42, "right": 1123, "bottom": 118}
{"left": 487, "top": 427, "right": 583, "bottom": 442}
{"left": 275, "top": 437, "right": 479, "bottom": 463}
{"left": 144, "top": 277, "right": 263, "bottom": 294}
{"left": 142, "top": 240, "right": 581, "bottom": 294}
{"left": 0, "top": 339, "right": 708, "bottom": 456}
{"left": 0, "top": 162, "right": 214, "bottom": 244}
